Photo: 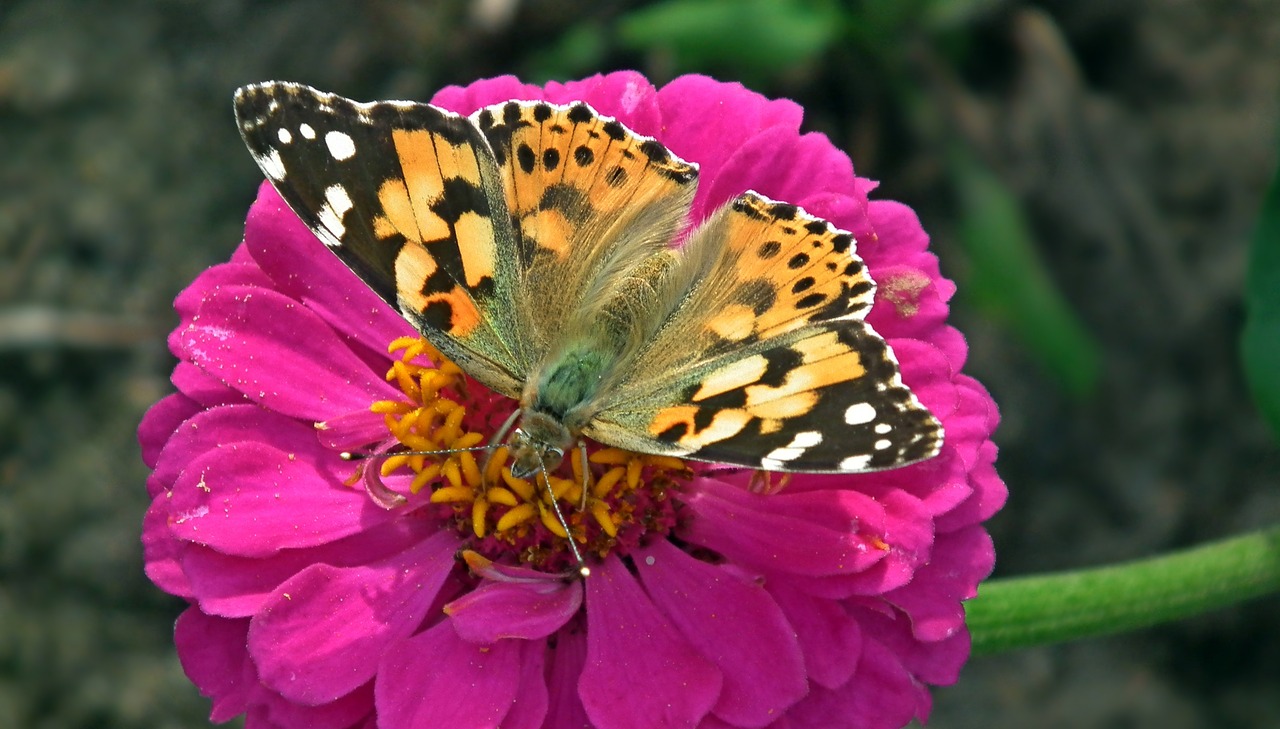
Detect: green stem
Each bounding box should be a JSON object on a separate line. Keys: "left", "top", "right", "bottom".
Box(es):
{"left": 966, "top": 526, "right": 1280, "bottom": 655}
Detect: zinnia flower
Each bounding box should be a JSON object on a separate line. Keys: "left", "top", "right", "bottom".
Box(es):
{"left": 140, "top": 71, "right": 1005, "bottom": 729}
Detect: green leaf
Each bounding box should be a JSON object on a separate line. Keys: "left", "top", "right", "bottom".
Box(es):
{"left": 1242, "top": 148, "right": 1280, "bottom": 440}
{"left": 618, "top": 0, "right": 841, "bottom": 79}
{"left": 950, "top": 148, "right": 1102, "bottom": 397}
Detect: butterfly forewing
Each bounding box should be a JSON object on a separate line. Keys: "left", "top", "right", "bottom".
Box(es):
{"left": 471, "top": 100, "right": 698, "bottom": 360}
{"left": 233, "top": 82, "right": 527, "bottom": 396}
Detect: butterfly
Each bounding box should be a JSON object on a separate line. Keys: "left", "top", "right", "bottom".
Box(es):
{"left": 233, "top": 82, "right": 943, "bottom": 483}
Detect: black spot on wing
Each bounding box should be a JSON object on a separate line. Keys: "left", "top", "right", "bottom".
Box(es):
{"left": 602, "top": 120, "right": 627, "bottom": 140}
{"left": 734, "top": 279, "right": 777, "bottom": 316}
{"left": 538, "top": 182, "right": 591, "bottom": 219}
{"left": 517, "top": 144, "right": 536, "bottom": 174}
{"left": 758, "top": 240, "right": 782, "bottom": 259}
{"left": 566, "top": 103, "right": 594, "bottom": 124}
{"left": 432, "top": 177, "right": 490, "bottom": 223}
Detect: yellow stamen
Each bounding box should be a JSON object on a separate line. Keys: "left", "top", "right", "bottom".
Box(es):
{"left": 502, "top": 469, "right": 535, "bottom": 502}
{"left": 409, "top": 464, "right": 441, "bottom": 493}
{"left": 589, "top": 448, "right": 632, "bottom": 465}
{"left": 472, "top": 498, "right": 488, "bottom": 537}
{"left": 592, "top": 467, "right": 624, "bottom": 499}
{"left": 459, "top": 451, "right": 483, "bottom": 486}
{"left": 441, "top": 459, "right": 462, "bottom": 489}
{"left": 626, "top": 457, "right": 642, "bottom": 489}
{"left": 430, "top": 485, "right": 472, "bottom": 504}
{"left": 590, "top": 501, "right": 618, "bottom": 537}
{"left": 539, "top": 502, "right": 569, "bottom": 538}
{"left": 486, "top": 487, "right": 519, "bottom": 507}
{"left": 496, "top": 503, "right": 537, "bottom": 531}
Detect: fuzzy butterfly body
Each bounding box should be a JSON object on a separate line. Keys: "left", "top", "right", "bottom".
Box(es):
{"left": 233, "top": 82, "right": 943, "bottom": 476}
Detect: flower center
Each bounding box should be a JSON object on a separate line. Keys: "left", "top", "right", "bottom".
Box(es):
{"left": 365, "top": 337, "right": 686, "bottom": 574}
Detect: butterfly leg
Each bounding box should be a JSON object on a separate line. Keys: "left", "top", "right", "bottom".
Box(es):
{"left": 480, "top": 408, "right": 523, "bottom": 486}
{"left": 536, "top": 455, "right": 590, "bottom": 578}
{"left": 576, "top": 440, "right": 589, "bottom": 511}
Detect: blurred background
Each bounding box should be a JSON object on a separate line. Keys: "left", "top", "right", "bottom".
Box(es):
{"left": 2, "top": 0, "right": 1278, "bottom": 727}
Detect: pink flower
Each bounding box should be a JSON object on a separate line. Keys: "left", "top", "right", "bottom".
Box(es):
{"left": 140, "top": 72, "right": 1005, "bottom": 729}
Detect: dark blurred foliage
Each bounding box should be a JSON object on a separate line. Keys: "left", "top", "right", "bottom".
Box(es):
{"left": 1, "top": 0, "right": 1278, "bottom": 726}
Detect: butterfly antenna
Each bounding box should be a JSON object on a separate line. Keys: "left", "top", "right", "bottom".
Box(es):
{"left": 538, "top": 453, "right": 590, "bottom": 578}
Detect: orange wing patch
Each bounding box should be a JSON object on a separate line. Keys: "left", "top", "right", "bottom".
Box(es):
{"left": 701, "top": 192, "right": 877, "bottom": 345}
{"left": 472, "top": 100, "right": 697, "bottom": 263}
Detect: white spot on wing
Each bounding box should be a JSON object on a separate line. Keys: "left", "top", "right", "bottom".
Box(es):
{"left": 874, "top": 423, "right": 892, "bottom": 435}
{"left": 874, "top": 439, "right": 891, "bottom": 450}
{"left": 844, "top": 402, "right": 876, "bottom": 425}
{"left": 255, "top": 148, "right": 286, "bottom": 180}
{"left": 839, "top": 454, "right": 872, "bottom": 471}
{"left": 317, "top": 184, "right": 353, "bottom": 247}
{"left": 325, "top": 130, "right": 356, "bottom": 160}
{"left": 276, "top": 128, "right": 292, "bottom": 144}
{"left": 762, "top": 430, "right": 823, "bottom": 467}
{"left": 299, "top": 123, "right": 316, "bottom": 140}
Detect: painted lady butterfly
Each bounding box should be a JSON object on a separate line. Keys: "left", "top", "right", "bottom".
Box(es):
{"left": 233, "top": 82, "right": 942, "bottom": 482}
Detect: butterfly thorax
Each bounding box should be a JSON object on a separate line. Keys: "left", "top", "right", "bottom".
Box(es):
{"left": 509, "top": 340, "right": 618, "bottom": 478}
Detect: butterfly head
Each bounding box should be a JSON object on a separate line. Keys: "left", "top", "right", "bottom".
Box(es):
{"left": 509, "top": 410, "right": 576, "bottom": 479}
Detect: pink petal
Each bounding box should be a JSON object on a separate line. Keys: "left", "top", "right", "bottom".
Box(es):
{"left": 167, "top": 441, "right": 388, "bottom": 557}
{"left": 765, "top": 580, "right": 863, "bottom": 690}
{"left": 247, "top": 529, "right": 460, "bottom": 704}
{"left": 854, "top": 602, "right": 971, "bottom": 689}
{"left": 431, "top": 75, "right": 548, "bottom": 113}
{"left": 179, "top": 282, "right": 399, "bottom": 421}
{"left": 445, "top": 575, "right": 583, "bottom": 642}
{"left": 258, "top": 683, "right": 374, "bottom": 729}
{"left": 784, "top": 634, "right": 924, "bottom": 729}
{"left": 174, "top": 608, "right": 255, "bottom": 722}
{"left": 657, "top": 75, "right": 802, "bottom": 217}
{"left": 171, "top": 360, "right": 247, "bottom": 409}
{"left": 635, "top": 540, "right": 807, "bottom": 727}
{"left": 545, "top": 71, "right": 662, "bottom": 137}
{"left": 185, "top": 517, "right": 428, "bottom": 618}
{"left": 150, "top": 403, "right": 285, "bottom": 500}
{"left": 581, "top": 556, "right": 721, "bottom": 729}
{"left": 142, "top": 494, "right": 192, "bottom": 598}
{"left": 681, "top": 479, "right": 889, "bottom": 577}
{"left": 938, "top": 440, "right": 1005, "bottom": 531}
{"left": 376, "top": 622, "right": 524, "bottom": 728}
{"left": 503, "top": 641, "right": 551, "bottom": 729}
{"left": 544, "top": 623, "right": 592, "bottom": 729}
{"left": 884, "top": 525, "right": 994, "bottom": 643}
{"left": 138, "top": 393, "right": 201, "bottom": 469}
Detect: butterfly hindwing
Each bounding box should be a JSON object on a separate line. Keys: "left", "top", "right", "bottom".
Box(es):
{"left": 233, "top": 82, "right": 527, "bottom": 396}
{"left": 588, "top": 192, "right": 943, "bottom": 472}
